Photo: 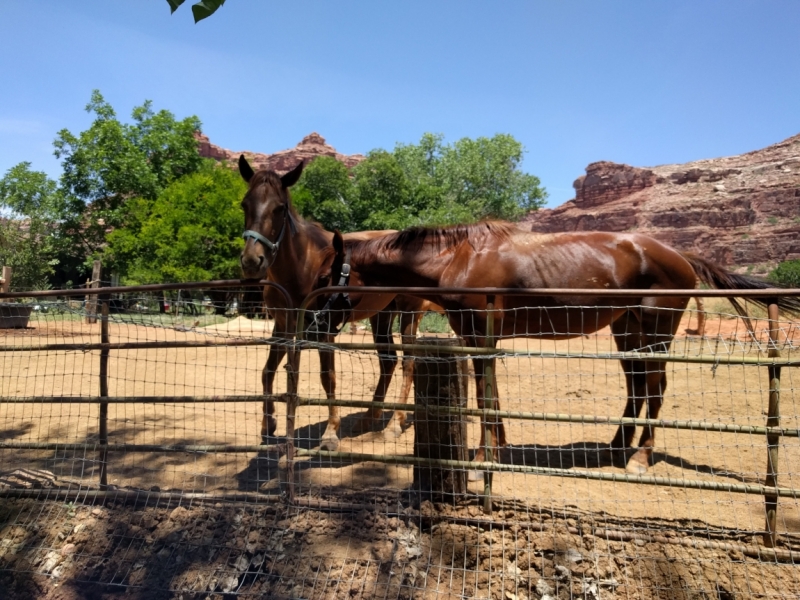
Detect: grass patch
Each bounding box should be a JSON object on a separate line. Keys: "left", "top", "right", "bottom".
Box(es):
{"left": 418, "top": 312, "right": 451, "bottom": 334}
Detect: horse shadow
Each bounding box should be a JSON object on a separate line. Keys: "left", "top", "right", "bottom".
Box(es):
{"left": 490, "top": 442, "right": 758, "bottom": 484}
{"left": 235, "top": 411, "right": 391, "bottom": 491}
{"left": 235, "top": 410, "right": 758, "bottom": 491}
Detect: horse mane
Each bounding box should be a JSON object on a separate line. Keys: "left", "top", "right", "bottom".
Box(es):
{"left": 352, "top": 221, "right": 517, "bottom": 260}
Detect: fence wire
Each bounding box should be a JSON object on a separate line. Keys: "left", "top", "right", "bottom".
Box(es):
{"left": 1, "top": 288, "right": 799, "bottom": 599}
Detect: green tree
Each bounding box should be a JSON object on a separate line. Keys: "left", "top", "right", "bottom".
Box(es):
{"left": 770, "top": 260, "right": 800, "bottom": 288}
{"left": 291, "top": 156, "right": 355, "bottom": 232}
{"left": 439, "top": 133, "right": 547, "bottom": 221}
{"left": 52, "top": 90, "right": 203, "bottom": 282}
{"left": 0, "top": 163, "right": 63, "bottom": 291}
{"left": 104, "top": 162, "right": 246, "bottom": 284}
{"left": 351, "top": 150, "right": 415, "bottom": 230}
{"left": 349, "top": 132, "right": 547, "bottom": 231}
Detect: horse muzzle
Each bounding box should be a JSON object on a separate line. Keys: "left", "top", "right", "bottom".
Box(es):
{"left": 240, "top": 252, "right": 270, "bottom": 280}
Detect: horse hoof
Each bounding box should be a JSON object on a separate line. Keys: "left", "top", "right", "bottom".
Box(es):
{"left": 382, "top": 425, "right": 403, "bottom": 440}
{"left": 468, "top": 470, "right": 484, "bottom": 482}
{"left": 625, "top": 457, "right": 649, "bottom": 475}
{"left": 319, "top": 435, "right": 339, "bottom": 452}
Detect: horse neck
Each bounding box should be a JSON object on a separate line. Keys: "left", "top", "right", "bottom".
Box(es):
{"left": 352, "top": 240, "right": 448, "bottom": 288}
{"left": 268, "top": 215, "right": 332, "bottom": 300}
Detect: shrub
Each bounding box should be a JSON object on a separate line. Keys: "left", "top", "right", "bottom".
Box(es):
{"left": 769, "top": 260, "right": 800, "bottom": 288}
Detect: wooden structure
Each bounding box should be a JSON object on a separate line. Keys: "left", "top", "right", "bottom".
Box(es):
{"left": 412, "top": 337, "right": 468, "bottom": 503}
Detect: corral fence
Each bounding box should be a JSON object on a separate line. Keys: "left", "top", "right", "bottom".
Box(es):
{"left": 1, "top": 280, "right": 799, "bottom": 598}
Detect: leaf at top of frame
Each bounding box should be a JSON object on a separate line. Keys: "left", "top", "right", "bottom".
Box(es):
{"left": 166, "top": 0, "right": 186, "bottom": 14}
{"left": 191, "top": 0, "right": 226, "bottom": 23}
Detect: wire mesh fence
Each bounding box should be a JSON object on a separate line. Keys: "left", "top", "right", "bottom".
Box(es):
{"left": 1, "top": 283, "right": 799, "bottom": 598}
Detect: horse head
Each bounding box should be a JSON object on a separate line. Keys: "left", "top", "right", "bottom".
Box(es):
{"left": 238, "top": 155, "right": 304, "bottom": 279}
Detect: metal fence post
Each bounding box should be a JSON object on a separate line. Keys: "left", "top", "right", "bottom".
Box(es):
{"left": 483, "top": 294, "right": 496, "bottom": 514}
{"left": 98, "top": 297, "right": 110, "bottom": 490}
{"left": 763, "top": 301, "right": 781, "bottom": 547}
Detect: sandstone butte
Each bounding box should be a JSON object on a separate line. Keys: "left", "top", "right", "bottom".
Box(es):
{"left": 199, "top": 131, "right": 799, "bottom": 271}
{"left": 520, "top": 133, "right": 800, "bottom": 271}
{"left": 195, "top": 131, "right": 365, "bottom": 174}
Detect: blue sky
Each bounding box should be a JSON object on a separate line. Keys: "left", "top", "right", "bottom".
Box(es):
{"left": 1, "top": 1, "right": 799, "bottom": 208}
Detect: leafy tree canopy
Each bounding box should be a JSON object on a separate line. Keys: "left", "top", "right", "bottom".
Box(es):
{"left": 291, "top": 132, "right": 547, "bottom": 232}
{"left": 0, "top": 163, "right": 63, "bottom": 290}
{"left": 103, "top": 161, "right": 246, "bottom": 284}
{"left": 52, "top": 90, "right": 203, "bottom": 282}
{"left": 292, "top": 156, "right": 356, "bottom": 232}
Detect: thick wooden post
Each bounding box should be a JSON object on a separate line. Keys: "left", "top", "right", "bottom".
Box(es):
{"left": 413, "top": 337, "right": 468, "bottom": 504}
{"left": 0, "top": 266, "right": 11, "bottom": 293}
{"left": 764, "top": 301, "right": 781, "bottom": 547}
{"left": 98, "top": 298, "right": 110, "bottom": 490}
{"left": 85, "top": 260, "right": 101, "bottom": 324}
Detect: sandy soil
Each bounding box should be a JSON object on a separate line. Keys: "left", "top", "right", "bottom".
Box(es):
{"left": 1, "top": 306, "right": 799, "bottom": 598}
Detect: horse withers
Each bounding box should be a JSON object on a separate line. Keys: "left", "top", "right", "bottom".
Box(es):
{"left": 328, "top": 223, "right": 800, "bottom": 474}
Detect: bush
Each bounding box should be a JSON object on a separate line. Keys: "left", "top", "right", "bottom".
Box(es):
{"left": 769, "top": 260, "right": 800, "bottom": 288}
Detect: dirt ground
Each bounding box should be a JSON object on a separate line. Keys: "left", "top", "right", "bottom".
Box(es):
{"left": 1, "top": 305, "right": 800, "bottom": 598}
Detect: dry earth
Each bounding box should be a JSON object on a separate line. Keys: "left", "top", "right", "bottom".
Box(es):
{"left": 1, "top": 305, "right": 800, "bottom": 598}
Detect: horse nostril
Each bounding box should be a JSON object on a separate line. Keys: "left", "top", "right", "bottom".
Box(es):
{"left": 258, "top": 255, "right": 265, "bottom": 266}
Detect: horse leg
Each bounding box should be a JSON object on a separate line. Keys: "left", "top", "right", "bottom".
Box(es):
{"left": 318, "top": 340, "right": 341, "bottom": 451}
{"left": 384, "top": 309, "right": 419, "bottom": 437}
{"left": 354, "top": 310, "right": 398, "bottom": 435}
{"left": 261, "top": 313, "right": 291, "bottom": 442}
{"left": 469, "top": 355, "right": 506, "bottom": 480}
{"left": 262, "top": 341, "right": 286, "bottom": 442}
{"left": 609, "top": 307, "right": 680, "bottom": 474}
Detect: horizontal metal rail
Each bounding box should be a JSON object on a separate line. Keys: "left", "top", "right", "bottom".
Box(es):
{"left": 0, "top": 339, "right": 283, "bottom": 352}
{"left": 294, "top": 449, "right": 800, "bottom": 499}
{"left": 0, "top": 394, "right": 285, "bottom": 404}
{"left": 2, "top": 338, "right": 798, "bottom": 367}
{"left": 3, "top": 394, "right": 799, "bottom": 438}
{"left": 297, "top": 285, "right": 800, "bottom": 340}
{"left": 301, "top": 285, "right": 800, "bottom": 300}
{"left": 0, "top": 442, "right": 283, "bottom": 453}
{"left": 0, "top": 278, "right": 289, "bottom": 302}
{"left": 322, "top": 342, "right": 800, "bottom": 366}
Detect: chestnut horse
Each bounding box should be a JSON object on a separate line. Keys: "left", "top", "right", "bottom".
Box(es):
{"left": 330, "top": 222, "right": 800, "bottom": 473}
{"left": 238, "top": 156, "right": 437, "bottom": 450}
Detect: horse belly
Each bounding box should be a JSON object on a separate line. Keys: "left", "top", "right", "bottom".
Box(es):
{"left": 497, "top": 305, "right": 622, "bottom": 339}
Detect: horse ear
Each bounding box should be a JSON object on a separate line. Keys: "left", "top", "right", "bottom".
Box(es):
{"left": 281, "top": 160, "right": 305, "bottom": 189}
{"left": 333, "top": 230, "right": 345, "bottom": 257}
{"left": 238, "top": 155, "right": 254, "bottom": 183}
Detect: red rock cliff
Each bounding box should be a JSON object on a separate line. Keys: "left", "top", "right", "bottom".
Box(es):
{"left": 195, "top": 132, "right": 365, "bottom": 174}
{"left": 522, "top": 134, "right": 800, "bottom": 269}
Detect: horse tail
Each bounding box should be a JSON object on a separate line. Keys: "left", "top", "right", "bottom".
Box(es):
{"left": 681, "top": 252, "right": 800, "bottom": 318}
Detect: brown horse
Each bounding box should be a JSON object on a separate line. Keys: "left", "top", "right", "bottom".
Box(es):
{"left": 331, "top": 222, "right": 800, "bottom": 473}
{"left": 238, "top": 156, "right": 438, "bottom": 450}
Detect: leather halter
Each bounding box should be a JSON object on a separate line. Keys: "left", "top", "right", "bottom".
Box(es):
{"left": 241, "top": 205, "right": 296, "bottom": 268}
{"left": 307, "top": 247, "right": 353, "bottom": 336}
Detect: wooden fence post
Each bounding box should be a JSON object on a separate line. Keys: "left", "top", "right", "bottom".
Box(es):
{"left": 763, "top": 301, "right": 781, "bottom": 547}
{"left": 412, "top": 337, "right": 468, "bottom": 505}
{"left": 0, "top": 266, "right": 11, "bottom": 293}
{"left": 85, "top": 260, "right": 101, "bottom": 324}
